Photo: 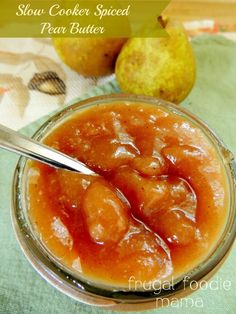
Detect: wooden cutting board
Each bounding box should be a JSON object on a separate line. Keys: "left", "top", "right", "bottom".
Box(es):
{"left": 164, "top": 0, "right": 236, "bottom": 23}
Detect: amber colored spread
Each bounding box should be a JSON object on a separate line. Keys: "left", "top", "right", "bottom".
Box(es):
{"left": 27, "top": 102, "right": 228, "bottom": 287}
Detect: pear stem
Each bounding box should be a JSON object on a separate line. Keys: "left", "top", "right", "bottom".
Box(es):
{"left": 157, "top": 16, "right": 168, "bottom": 29}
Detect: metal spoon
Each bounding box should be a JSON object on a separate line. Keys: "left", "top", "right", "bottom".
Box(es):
{"left": 0, "top": 124, "right": 95, "bottom": 175}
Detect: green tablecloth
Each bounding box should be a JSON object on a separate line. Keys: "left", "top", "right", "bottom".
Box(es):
{"left": 0, "top": 35, "right": 235, "bottom": 314}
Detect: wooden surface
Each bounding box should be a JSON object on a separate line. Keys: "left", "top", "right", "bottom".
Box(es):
{"left": 164, "top": 0, "right": 236, "bottom": 23}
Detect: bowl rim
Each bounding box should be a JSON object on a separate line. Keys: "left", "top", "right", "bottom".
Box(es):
{"left": 11, "top": 93, "right": 236, "bottom": 310}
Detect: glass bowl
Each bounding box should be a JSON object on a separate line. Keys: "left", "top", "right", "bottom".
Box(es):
{"left": 11, "top": 94, "right": 236, "bottom": 311}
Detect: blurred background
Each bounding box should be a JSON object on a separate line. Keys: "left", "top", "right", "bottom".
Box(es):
{"left": 0, "top": 0, "right": 235, "bottom": 130}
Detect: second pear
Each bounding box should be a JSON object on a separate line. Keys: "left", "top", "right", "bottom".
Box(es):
{"left": 115, "top": 18, "right": 196, "bottom": 103}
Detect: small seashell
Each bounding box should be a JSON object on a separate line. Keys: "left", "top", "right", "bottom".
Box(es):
{"left": 28, "top": 71, "right": 66, "bottom": 95}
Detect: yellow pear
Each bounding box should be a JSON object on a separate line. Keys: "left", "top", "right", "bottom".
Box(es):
{"left": 115, "top": 18, "right": 196, "bottom": 103}
{"left": 53, "top": 38, "right": 127, "bottom": 77}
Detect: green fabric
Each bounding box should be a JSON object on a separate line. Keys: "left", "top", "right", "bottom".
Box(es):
{"left": 0, "top": 35, "right": 236, "bottom": 314}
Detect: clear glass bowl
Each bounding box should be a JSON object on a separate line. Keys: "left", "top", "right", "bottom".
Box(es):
{"left": 12, "top": 94, "right": 236, "bottom": 311}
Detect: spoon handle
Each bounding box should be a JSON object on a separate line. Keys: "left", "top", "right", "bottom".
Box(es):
{"left": 0, "top": 124, "right": 95, "bottom": 175}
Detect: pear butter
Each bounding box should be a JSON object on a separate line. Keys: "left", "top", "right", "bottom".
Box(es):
{"left": 26, "top": 101, "right": 228, "bottom": 289}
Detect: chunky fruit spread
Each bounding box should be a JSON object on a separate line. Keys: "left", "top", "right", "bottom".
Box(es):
{"left": 27, "top": 102, "right": 228, "bottom": 288}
